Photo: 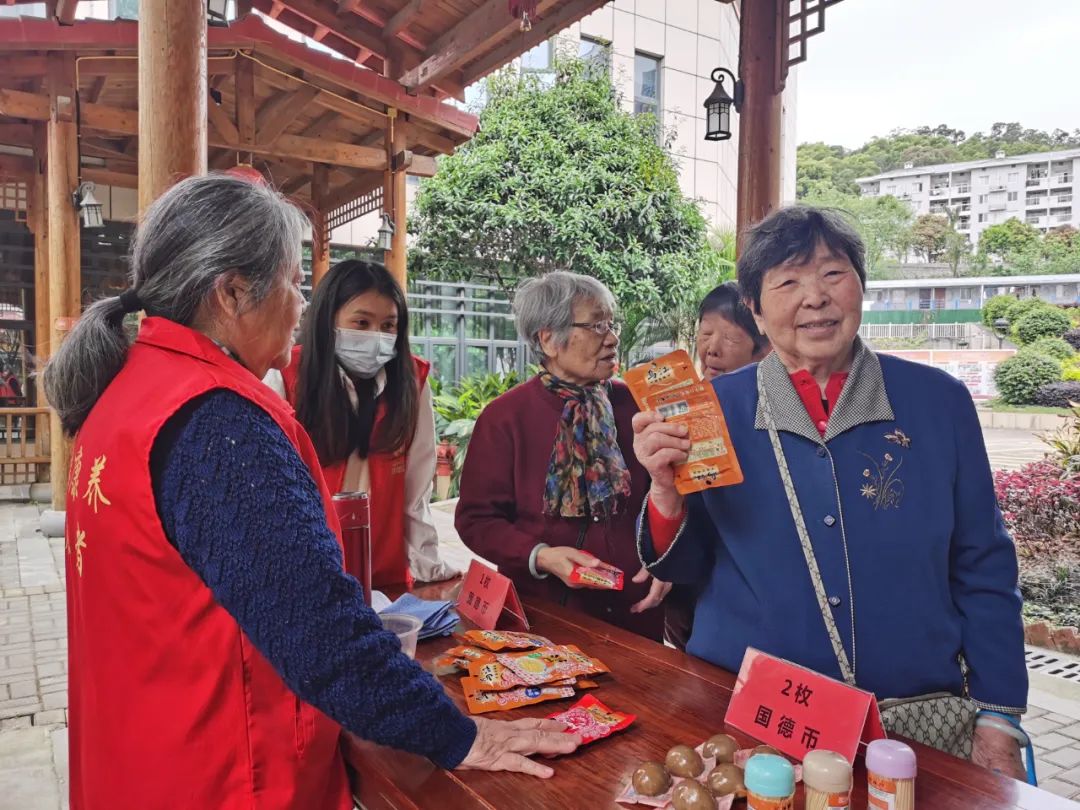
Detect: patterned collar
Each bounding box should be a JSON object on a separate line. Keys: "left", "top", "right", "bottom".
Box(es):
{"left": 754, "top": 337, "right": 895, "bottom": 444}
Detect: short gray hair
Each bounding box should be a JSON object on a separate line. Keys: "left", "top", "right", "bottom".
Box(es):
{"left": 44, "top": 173, "right": 308, "bottom": 435}
{"left": 512, "top": 271, "right": 616, "bottom": 356}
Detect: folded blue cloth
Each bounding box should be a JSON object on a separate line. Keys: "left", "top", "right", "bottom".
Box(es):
{"left": 378, "top": 592, "right": 459, "bottom": 640}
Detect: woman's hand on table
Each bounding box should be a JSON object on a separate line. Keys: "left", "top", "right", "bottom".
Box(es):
{"left": 971, "top": 722, "right": 1027, "bottom": 781}
{"left": 535, "top": 546, "right": 603, "bottom": 588}
{"left": 458, "top": 717, "right": 582, "bottom": 778}
{"left": 631, "top": 411, "right": 688, "bottom": 517}
{"left": 629, "top": 566, "right": 671, "bottom": 613}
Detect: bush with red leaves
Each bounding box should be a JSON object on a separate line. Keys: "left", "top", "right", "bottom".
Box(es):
{"left": 994, "top": 460, "right": 1080, "bottom": 557}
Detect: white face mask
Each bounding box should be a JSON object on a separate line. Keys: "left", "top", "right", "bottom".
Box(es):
{"left": 334, "top": 328, "right": 397, "bottom": 378}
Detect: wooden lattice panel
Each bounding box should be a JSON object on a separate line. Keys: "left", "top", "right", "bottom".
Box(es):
{"left": 787, "top": 0, "right": 845, "bottom": 68}
{"left": 0, "top": 180, "right": 28, "bottom": 220}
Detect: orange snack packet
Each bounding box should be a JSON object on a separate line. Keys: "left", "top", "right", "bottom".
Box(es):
{"left": 623, "top": 349, "right": 697, "bottom": 401}
{"left": 464, "top": 683, "right": 577, "bottom": 715}
{"left": 626, "top": 350, "right": 743, "bottom": 494}
{"left": 457, "top": 629, "right": 552, "bottom": 651}
{"left": 431, "top": 645, "right": 494, "bottom": 675}
{"left": 467, "top": 645, "right": 609, "bottom": 691}
{"left": 645, "top": 382, "right": 743, "bottom": 492}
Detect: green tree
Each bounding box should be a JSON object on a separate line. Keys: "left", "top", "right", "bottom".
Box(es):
{"left": 910, "top": 214, "right": 950, "bottom": 262}
{"left": 942, "top": 208, "right": 970, "bottom": 278}
{"left": 978, "top": 218, "right": 1042, "bottom": 262}
{"left": 800, "top": 188, "right": 913, "bottom": 275}
{"left": 410, "top": 59, "right": 709, "bottom": 319}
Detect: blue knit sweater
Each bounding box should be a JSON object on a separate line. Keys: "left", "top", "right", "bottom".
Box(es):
{"left": 149, "top": 389, "right": 476, "bottom": 769}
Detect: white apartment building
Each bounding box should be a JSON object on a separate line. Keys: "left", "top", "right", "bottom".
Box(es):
{"left": 857, "top": 148, "right": 1080, "bottom": 247}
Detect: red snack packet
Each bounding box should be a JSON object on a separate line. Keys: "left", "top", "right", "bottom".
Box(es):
{"left": 463, "top": 683, "right": 577, "bottom": 714}
{"left": 547, "top": 695, "right": 636, "bottom": 745}
{"left": 569, "top": 561, "right": 625, "bottom": 590}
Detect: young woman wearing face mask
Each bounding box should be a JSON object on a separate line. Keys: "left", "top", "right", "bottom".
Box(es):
{"left": 266, "top": 259, "right": 459, "bottom": 586}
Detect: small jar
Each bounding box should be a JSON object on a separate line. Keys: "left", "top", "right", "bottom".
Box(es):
{"left": 803, "top": 750, "right": 852, "bottom": 810}
{"left": 865, "top": 739, "right": 917, "bottom": 810}
{"left": 744, "top": 753, "right": 795, "bottom": 810}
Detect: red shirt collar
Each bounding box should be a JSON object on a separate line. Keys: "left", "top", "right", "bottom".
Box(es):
{"left": 788, "top": 370, "right": 849, "bottom": 436}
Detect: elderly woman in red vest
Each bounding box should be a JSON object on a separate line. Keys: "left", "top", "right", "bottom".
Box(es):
{"left": 43, "top": 175, "right": 576, "bottom": 810}
{"left": 266, "top": 260, "right": 458, "bottom": 587}
{"left": 455, "top": 271, "right": 670, "bottom": 640}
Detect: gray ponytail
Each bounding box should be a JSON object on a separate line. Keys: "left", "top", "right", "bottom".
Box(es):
{"left": 44, "top": 173, "right": 308, "bottom": 435}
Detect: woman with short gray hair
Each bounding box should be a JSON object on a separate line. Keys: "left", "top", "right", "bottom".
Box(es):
{"left": 44, "top": 174, "right": 577, "bottom": 809}
{"left": 456, "top": 270, "right": 670, "bottom": 640}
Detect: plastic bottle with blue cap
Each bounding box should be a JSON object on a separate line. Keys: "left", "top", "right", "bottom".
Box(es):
{"left": 744, "top": 753, "right": 795, "bottom": 810}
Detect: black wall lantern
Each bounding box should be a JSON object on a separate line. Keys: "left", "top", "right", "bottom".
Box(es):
{"left": 703, "top": 67, "right": 743, "bottom": 141}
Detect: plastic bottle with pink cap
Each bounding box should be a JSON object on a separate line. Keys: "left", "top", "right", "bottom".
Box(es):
{"left": 865, "top": 739, "right": 917, "bottom": 810}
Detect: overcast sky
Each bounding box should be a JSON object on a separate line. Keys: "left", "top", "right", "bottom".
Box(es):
{"left": 794, "top": 0, "right": 1080, "bottom": 149}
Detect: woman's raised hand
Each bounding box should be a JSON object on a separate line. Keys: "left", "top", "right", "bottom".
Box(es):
{"left": 631, "top": 411, "right": 689, "bottom": 517}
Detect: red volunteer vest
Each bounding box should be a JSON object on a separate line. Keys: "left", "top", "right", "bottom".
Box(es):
{"left": 280, "top": 344, "right": 429, "bottom": 589}
{"left": 65, "top": 318, "right": 352, "bottom": 810}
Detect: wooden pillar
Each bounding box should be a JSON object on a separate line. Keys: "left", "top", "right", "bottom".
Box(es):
{"left": 46, "top": 54, "right": 80, "bottom": 509}
{"left": 138, "top": 0, "right": 207, "bottom": 213}
{"left": 29, "top": 125, "right": 51, "bottom": 482}
{"left": 381, "top": 110, "right": 407, "bottom": 288}
{"left": 311, "top": 163, "right": 331, "bottom": 288}
{"left": 736, "top": 0, "right": 784, "bottom": 246}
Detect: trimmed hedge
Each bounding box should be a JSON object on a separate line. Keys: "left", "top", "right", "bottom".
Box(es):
{"left": 994, "top": 352, "right": 1062, "bottom": 405}
{"left": 1034, "top": 381, "right": 1080, "bottom": 408}
{"left": 1026, "top": 336, "right": 1076, "bottom": 361}
{"left": 982, "top": 294, "right": 1017, "bottom": 328}
{"left": 1013, "top": 307, "right": 1072, "bottom": 345}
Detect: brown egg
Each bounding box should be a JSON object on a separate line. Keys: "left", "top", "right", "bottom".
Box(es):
{"left": 671, "top": 780, "right": 717, "bottom": 810}
{"left": 631, "top": 761, "right": 671, "bottom": 797}
{"left": 706, "top": 763, "right": 746, "bottom": 798}
{"left": 753, "top": 744, "right": 782, "bottom": 757}
{"left": 701, "top": 733, "right": 739, "bottom": 763}
{"left": 665, "top": 745, "right": 705, "bottom": 778}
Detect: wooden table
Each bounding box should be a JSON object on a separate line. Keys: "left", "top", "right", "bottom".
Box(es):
{"left": 343, "top": 586, "right": 1073, "bottom": 810}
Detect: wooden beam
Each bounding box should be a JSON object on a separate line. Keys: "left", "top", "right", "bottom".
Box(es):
{"left": 77, "top": 56, "right": 236, "bottom": 77}
{"left": 236, "top": 56, "right": 256, "bottom": 147}
{"left": 86, "top": 75, "right": 108, "bottom": 104}
{"left": 256, "top": 69, "right": 385, "bottom": 130}
{"left": 401, "top": 119, "right": 455, "bottom": 155}
{"left": 255, "top": 84, "right": 320, "bottom": 144}
{"left": 254, "top": 0, "right": 387, "bottom": 57}
{"left": 0, "top": 56, "right": 49, "bottom": 78}
{"left": 279, "top": 174, "right": 310, "bottom": 196}
{"left": 336, "top": 0, "right": 361, "bottom": 15}
{"left": 0, "top": 123, "right": 33, "bottom": 146}
{"left": 80, "top": 101, "right": 138, "bottom": 135}
{"left": 0, "top": 87, "right": 50, "bottom": 121}
{"left": 400, "top": 0, "right": 559, "bottom": 90}
{"left": 81, "top": 166, "right": 138, "bottom": 189}
{"left": 387, "top": 117, "right": 406, "bottom": 286}
{"left": 272, "top": 133, "right": 384, "bottom": 170}
{"left": 384, "top": 0, "right": 429, "bottom": 38}
{"left": 207, "top": 89, "right": 240, "bottom": 144}
{"left": 0, "top": 153, "right": 33, "bottom": 178}
{"left": 313, "top": 25, "right": 330, "bottom": 42}
{"left": 54, "top": 0, "right": 78, "bottom": 26}
{"left": 406, "top": 153, "right": 437, "bottom": 177}
{"left": 460, "top": 0, "right": 603, "bottom": 87}
{"left": 301, "top": 110, "right": 341, "bottom": 140}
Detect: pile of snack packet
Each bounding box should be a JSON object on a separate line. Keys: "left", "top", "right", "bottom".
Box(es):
{"left": 433, "top": 629, "right": 634, "bottom": 742}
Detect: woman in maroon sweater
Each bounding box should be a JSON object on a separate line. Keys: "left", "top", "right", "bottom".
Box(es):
{"left": 455, "top": 271, "right": 668, "bottom": 640}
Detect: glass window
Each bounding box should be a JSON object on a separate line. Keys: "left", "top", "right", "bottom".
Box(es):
{"left": 430, "top": 344, "right": 458, "bottom": 384}
{"left": 580, "top": 36, "right": 610, "bottom": 77}
{"left": 466, "top": 346, "right": 490, "bottom": 377}
{"left": 494, "top": 346, "right": 519, "bottom": 376}
{"left": 1007, "top": 192, "right": 1018, "bottom": 202}
{"left": 634, "top": 53, "right": 661, "bottom": 117}
{"left": 494, "top": 316, "right": 518, "bottom": 341}
{"left": 521, "top": 41, "right": 551, "bottom": 71}
{"left": 465, "top": 313, "right": 488, "bottom": 340}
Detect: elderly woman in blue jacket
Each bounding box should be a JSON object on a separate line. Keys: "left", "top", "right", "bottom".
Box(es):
{"left": 634, "top": 205, "right": 1029, "bottom": 779}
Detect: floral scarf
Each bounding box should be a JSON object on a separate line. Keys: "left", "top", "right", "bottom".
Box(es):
{"left": 540, "top": 370, "right": 632, "bottom": 519}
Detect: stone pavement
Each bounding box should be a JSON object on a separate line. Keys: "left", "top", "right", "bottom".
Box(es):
{"left": 1, "top": 426, "right": 1078, "bottom": 808}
